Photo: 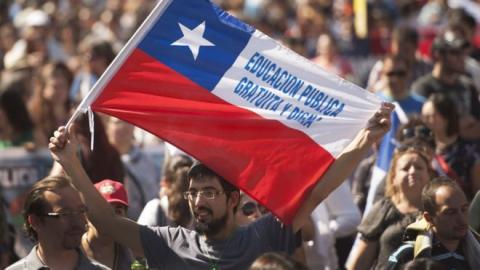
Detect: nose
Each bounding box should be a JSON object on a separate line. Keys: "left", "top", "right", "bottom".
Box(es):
{"left": 408, "top": 165, "right": 417, "bottom": 174}
{"left": 194, "top": 193, "right": 207, "bottom": 205}
{"left": 455, "top": 210, "right": 468, "bottom": 225}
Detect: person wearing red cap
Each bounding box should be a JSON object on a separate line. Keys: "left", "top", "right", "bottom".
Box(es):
{"left": 81, "top": 179, "right": 133, "bottom": 270}
{"left": 48, "top": 104, "right": 394, "bottom": 270}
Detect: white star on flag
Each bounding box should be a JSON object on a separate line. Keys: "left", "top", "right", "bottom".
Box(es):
{"left": 171, "top": 21, "right": 214, "bottom": 60}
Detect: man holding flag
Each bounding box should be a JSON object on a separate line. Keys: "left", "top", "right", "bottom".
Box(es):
{"left": 48, "top": 102, "right": 392, "bottom": 269}
{"left": 46, "top": 0, "right": 394, "bottom": 268}
{"left": 69, "top": 0, "right": 385, "bottom": 223}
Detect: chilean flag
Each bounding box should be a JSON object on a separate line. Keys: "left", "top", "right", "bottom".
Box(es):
{"left": 72, "top": 0, "right": 381, "bottom": 223}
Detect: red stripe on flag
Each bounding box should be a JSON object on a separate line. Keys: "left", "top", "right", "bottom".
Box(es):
{"left": 92, "top": 49, "right": 335, "bottom": 223}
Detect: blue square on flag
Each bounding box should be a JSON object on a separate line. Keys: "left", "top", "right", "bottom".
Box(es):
{"left": 75, "top": 0, "right": 381, "bottom": 223}
{"left": 139, "top": 0, "right": 254, "bottom": 90}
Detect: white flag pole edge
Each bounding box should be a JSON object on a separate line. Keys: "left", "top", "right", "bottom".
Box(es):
{"left": 65, "top": 0, "right": 173, "bottom": 128}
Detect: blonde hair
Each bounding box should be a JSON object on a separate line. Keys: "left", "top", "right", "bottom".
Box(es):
{"left": 384, "top": 146, "right": 435, "bottom": 198}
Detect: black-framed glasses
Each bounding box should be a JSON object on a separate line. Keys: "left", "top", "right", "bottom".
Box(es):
{"left": 183, "top": 190, "right": 225, "bottom": 200}
{"left": 42, "top": 207, "right": 88, "bottom": 219}
{"left": 241, "top": 202, "right": 268, "bottom": 216}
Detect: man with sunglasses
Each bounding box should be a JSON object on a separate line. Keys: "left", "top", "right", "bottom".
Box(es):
{"left": 376, "top": 54, "right": 425, "bottom": 128}
{"left": 363, "top": 54, "right": 425, "bottom": 211}
{"left": 48, "top": 103, "right": 393, "bottom": 269}
{"left": 412, "top": 28, "right": 480, "bottom": 140}
{"left": 235, "top": 192, "right": 268, "bottom": 226}
{"left": 6, "top": 175, "right": 108, "bottom": 270}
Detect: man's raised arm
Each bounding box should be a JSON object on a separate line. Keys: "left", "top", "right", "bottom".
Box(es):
{"left": 49, "top": 126, "right": 144, "bottom": 256}
{"left": 292, "top": 102, "right": 394, "bottom": 232}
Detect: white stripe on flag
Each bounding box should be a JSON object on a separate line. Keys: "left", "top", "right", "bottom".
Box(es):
{"left": 212, "top": 30, "right": 381, "bottom": 157}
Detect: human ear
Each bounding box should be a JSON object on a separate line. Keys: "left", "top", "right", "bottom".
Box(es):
{"left": 28, "top": 214, "right": 42, "bottom": 231}
{"left": 229, "top": 191, "right": 240, "bottom": 210}
{"left": 423, "top": 211, "right": 434, "bottom": 224}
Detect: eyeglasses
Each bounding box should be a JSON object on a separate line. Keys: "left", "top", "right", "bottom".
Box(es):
{"left": 386, "top": 70, "right": 407, "bottom": 78}
{"left": 183, "top": 190, "right": 225, "bottom": 200}
{"left": 402, "top": 126, "right": 432, "bottom": 139}
{"left": 241, "top": 202, "right": 268, "bottom": 216}
{"left": 42, "top": 207, "right": 88, "bottom": 220}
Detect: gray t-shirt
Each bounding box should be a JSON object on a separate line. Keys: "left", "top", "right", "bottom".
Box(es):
{"left": 139, "top": 214, "right": 299, "bottom": 270}
{"left": 6, "top": 246, "right": 109, "bottom": 270}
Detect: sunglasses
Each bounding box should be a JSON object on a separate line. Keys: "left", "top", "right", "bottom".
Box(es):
{"left": 241, "top": 202, "right": 268, "bottom": 216}
{"left": 402, "top": 126, "right": 432, "bottom": 139}
{"left": 42, "top": 206, "right": 88, "bottom": 220}
{"left": 386, "top": 70, "right": 407, "bottom": 77}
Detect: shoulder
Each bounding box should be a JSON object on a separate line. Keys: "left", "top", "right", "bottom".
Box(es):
{"left": 5, "top": 258, "right": 27, "bottom": 270}
{"left": 449, "top": 139, "right": 479, "bottom": 156}
{"left": 370, "top": 197, "right": 395, "bottom": 214}
{"left": 6, "top": 247, "right": 43, "bottom": 270}
{"left": 139, "top": 224, "right": 197, "bottom": 268}
{"left": 247, "top": 213, "right": 296, "bottom": 239}
{"left": 250, "top": 213, "right": 284, "bottom": 229}
{"left": 246, "top": 214, "right": 301, "bottom": 254}
{"left": 358, "top": 198, "right": 397, "bottom": 239}
{"left": 77, "top": 248, "right": 110, "bottom": 270}
{"left": 407, "top": 94, "right": 426, "bottom": 105}
{"left": 409, "top": 93, "right": 427, "bottom": 104}
{"left": 397, "top": 95, "right": 425, "bottom": 113}
{"left": 140, "top": 224, "right": 196, "bottom": 244}
{"left": 411, "top": 75, "right": 435, "bottom": 95}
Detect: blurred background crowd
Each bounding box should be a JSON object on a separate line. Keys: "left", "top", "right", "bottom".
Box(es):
{"left": 1, "top": 0, "right": 480, "bottom": 269}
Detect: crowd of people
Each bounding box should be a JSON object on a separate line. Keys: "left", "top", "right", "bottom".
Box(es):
{"left": 1, "top": 0, "right": 480, "bottom": 269}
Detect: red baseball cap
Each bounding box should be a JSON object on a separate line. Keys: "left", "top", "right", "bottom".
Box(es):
{"left": 94, "top": 179, "right": 129, "bottom": 207}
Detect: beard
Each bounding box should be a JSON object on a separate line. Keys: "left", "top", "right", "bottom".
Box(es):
{"left": 193, "top": 207, "right": 229, "bottom": 237}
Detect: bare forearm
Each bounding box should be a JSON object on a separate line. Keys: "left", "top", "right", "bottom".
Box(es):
{"left": 62, "top": 158, "right": 144, "bottom": 256}
{"left": 293, "top": 129, "right": 372, "bottom": 231}
{"left": 346, "top": 239, "right": 378, "bottom": 270}
{"left": 311, "top": 129, "right": 370, "bottom": 206}
{"left": 49, "top": 126, "right": 144, "bottom": 255}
